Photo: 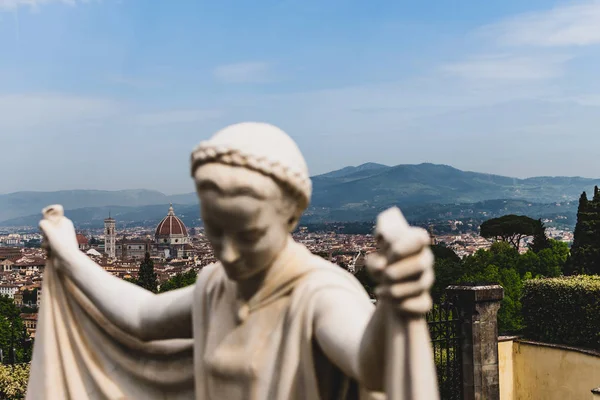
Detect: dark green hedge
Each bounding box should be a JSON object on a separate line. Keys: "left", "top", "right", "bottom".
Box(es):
{"left": 522, "top": 275, "right": 600, "bottom": 350}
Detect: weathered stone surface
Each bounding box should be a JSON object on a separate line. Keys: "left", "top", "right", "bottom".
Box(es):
{"left": 447, "top": 284, "right": 504, "bottom": 303}
{"left": 447, "top": 285, "right": 503, "bottom": 400}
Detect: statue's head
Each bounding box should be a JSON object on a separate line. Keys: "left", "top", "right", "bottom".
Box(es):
{"left": 190, "top": 122, "right": 311, "bottom": 280}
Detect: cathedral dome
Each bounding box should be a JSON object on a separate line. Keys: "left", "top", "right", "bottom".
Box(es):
{"left": 155, "top": 205, "right": 188, "bottom": 240}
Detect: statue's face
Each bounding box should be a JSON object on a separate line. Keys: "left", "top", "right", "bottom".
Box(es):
{"left": 195, "top": 164, "right": 292, "bottom": 281}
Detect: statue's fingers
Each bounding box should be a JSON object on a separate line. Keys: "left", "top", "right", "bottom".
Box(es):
{"left": 38, "top": 220, "right": 52, "bottom": 253}
{"left": 42, "top": 204, "right": 64, "bottom": 222}
{"left": 382, "top": 248, "right": 433, "bottom": 283}
{"left": 376, "top": 280, "right": 422, "bottom": 300}
{"left": 38, "top": 219, "right": 52, "bottom": 236}
{"left": 387, "top": 227, "right": 431, "bottom": 261}
{"left": 394, "top": 293, "right": 433, "bottom": 316}
{"left": 376, "top": 267, "right": 434, "bottom": 300}
{"left": 365, "top": 253, "right": 387, "bottom": 281}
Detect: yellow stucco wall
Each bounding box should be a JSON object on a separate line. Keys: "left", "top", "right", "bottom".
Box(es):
{"left": 498, "top": 339, "right": 600, "bottom": 400}
{"left": 498, "top": 340, "right": 514, "bottom": 400}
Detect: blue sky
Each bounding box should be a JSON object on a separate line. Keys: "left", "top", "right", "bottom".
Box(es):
{"left": 2, "top": 0, "right": 600, "bottom": 194}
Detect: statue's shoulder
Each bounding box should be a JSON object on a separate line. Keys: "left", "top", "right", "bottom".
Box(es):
{"left": 297, "top": 252, "right": 368, "bottom": 295}
{"left": 194, "top": 262, "right": 226, "bottom": 292}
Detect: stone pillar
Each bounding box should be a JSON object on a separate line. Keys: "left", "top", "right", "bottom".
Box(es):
{"left": 446, "top": 284, "right": 504, "bottom": 400}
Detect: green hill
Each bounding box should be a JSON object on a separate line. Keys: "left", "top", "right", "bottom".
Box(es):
{"left": 1, "top": 163, "right": 597, "bottom": 227}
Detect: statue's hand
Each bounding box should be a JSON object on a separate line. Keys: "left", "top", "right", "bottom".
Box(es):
{"left": 39, "top": 205, "right": 80, "bottom": 264}
{"left": 366, "top": 223, "right": 434, "bottom": 316}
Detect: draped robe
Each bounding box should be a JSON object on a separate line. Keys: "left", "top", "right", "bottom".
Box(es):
{"left": 26, "top": 242, "right": 384, "bottom": 399}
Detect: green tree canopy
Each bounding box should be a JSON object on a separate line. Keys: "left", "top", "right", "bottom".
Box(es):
{"left": 480, "top": 214, "right": 539, "bottom": 251}
{"left": 0, "top": 296, "right": 31, "bottom": 364}
{"left": 22, "top": 289, "right": 37, "bottom": 306}
{"left": 431, "top": 244, "right": 460, "bottom": 263}
{"left": 458, "top": 242, "right": 524, "bottom": 333}
{"left": 567, "top": 189, "right": 600, "bottom": 275}
{"left": 428, "top": 244, "right": 462, "bottom": 301}
{"left": 158, "top": 269, "right": 198, "bottom": 293}
{"left": 429, "top": 237, "right": 569, "bottom": 334}
{"left": 528, "top": 219, "right": 551, "bottom": 253}
{"left": 136, "top": 253, "right": 158, "bottom": 293}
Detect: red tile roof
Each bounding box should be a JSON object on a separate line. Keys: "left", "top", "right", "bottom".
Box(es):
{"left": 76, "top": 234, "right": 89, "bottom": 245}
{"left": 155, "top": 205, "right": 188, "bottom": 237}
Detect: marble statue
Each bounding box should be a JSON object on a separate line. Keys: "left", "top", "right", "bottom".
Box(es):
{"left": 28, "top": 122, "right": 438, "bottom": 400}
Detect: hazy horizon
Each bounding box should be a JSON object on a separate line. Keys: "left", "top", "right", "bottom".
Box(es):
{"left": 3, "top": 0, "right": 600, "bottom": 194}
{"left": 3, "top": 161, "right": 600, "bottom": 196}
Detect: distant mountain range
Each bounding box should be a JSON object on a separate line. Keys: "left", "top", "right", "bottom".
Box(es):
{"left": 1, "top": 163, "right": 597, "bottom": 227}
{"left": 0, "top": 190, "right": 197, "bottom": 224}
{"left": 311, "top": 163, "right": 599, "bottom": 207}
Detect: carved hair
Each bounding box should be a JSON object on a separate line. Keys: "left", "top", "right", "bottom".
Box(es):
{"left": 190, "top": 123, "right": 312, "bottom": 228}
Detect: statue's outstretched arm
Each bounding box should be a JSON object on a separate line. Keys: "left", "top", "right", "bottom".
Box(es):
{"left": 39, "top": 205, "right": 193, "bottom": 341}
{"left": 314, "top": 225, "right": 434, "bottom": 391}
{"left": 313, "top": 288, "right": 383, "bottom": 390}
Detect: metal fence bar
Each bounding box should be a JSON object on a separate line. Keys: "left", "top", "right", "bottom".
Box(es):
{"left": 427, "top": 301, "right": 463, "bottom": 400}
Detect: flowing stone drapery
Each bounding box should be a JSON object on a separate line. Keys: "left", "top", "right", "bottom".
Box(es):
{"left": 26, "top": 256, "right": 195, "bottom": 400}
{"left": 27, "top": 248, "right": 385, "bottom": 400}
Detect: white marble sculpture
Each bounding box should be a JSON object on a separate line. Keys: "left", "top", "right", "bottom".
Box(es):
{"left": 28, "top": 122, "right": 438, "bottom": 400}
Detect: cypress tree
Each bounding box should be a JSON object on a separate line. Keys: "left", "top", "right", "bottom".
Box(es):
{"left": 568, "top": 191, "right": 600, "bottom": 275}
{"left": 137, "top": 252, "right": 158, "bottom": 293}
{"left": 529, "top": 219, "right": 551, "bottom": 253}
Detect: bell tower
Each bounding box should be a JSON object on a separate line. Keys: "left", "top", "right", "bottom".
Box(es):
{"left": 104, "top": 213, "right": 116, "bottom": 259}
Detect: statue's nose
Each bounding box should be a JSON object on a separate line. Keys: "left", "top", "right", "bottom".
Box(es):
{"left": 219, "top": 237, "right": 240, "bottom": 264}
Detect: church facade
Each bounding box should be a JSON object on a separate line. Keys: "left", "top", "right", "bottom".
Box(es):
{"left": 104, "top": 205, "right": 193, "bottom": 260}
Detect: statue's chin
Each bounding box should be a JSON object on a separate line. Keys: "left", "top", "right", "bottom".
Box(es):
{"left": 221, "top": 261, "right": 266, "bottom": 282}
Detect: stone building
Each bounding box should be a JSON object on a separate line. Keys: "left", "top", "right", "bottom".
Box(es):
{"left": 154, "top": 204, "right": 192, "bottom": 259}
{"left": 105, "top": 205, "right": 193, "bottom": 260}
{"left": 116, "top": 239, "right": 153, "bottom": 260}
{"left": 0, "top": 283, "right": 18, "bottom": 298}
{"left": 76, "top": 234, "right": 90, "bottom": 251}
{"left": 20, "top": 313, "right": 38, "bottom": 338}
{"left": 104, "top": 215, "right": 116, "bottom": 259}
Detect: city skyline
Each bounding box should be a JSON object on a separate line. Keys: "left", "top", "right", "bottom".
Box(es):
{"left": 3, "top": 0, "right": 600, "bottom": 194}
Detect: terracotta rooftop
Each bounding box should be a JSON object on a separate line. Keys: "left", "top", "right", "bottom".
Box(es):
{"left": 76, "top": 234, "right": 89, "bottom": 245}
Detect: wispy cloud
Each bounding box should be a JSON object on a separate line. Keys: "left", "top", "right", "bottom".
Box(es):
{"left": 213, "top": 61, "right": 273, "bottom": 84}
{"left": 0, "top": 0, "right": 89, "bottom": 11}
{"left": 0, "top": 94, "right": 223, "bottom": 134}
{"left": 555, "top": 94, "right": 600, "bottom": 107}
{"left": 440, "top": 54, "right": 573, "bottom": 81}
{"left": 0, "top": 93, "right": 119, "bottom": 131}
{"left": 108, "top": 76, "right": 164, "bottom": 90}
{"left": 131, "top": 109, "right": 224, "bottom": 126}
{"left": 480, "top": 0, "right": 600, "bottom": 47}
{"left": 438, "top": 2, "right": 600, "bottom": 86}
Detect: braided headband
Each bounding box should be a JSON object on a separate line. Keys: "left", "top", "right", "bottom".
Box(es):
{"left": 190, "top": 142, "right": 312, "bottom": 214}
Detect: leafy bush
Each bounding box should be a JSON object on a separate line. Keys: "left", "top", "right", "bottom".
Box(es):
{"left": 457, "top": 242, "right": 524, "bottom": 333}
{"left": 431, "top": 239, "right": 569, "bottom": 334}
{"left": 158, "top": 269, "right": 198, "bottom": 293}
{"left": 0, "top": 364, "right": 30, "bottom": 399}
{"left": 522, "top": 275, "right": 600, "bottom": 350}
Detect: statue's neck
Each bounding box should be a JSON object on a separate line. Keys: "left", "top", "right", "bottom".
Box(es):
{"left": 236, "top": 236, "right": 296, "bottom": 301}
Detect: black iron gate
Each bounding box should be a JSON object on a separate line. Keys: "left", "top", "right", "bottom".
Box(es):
{"left": 427, "top": 301, "right": 463, "bottom": 400}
